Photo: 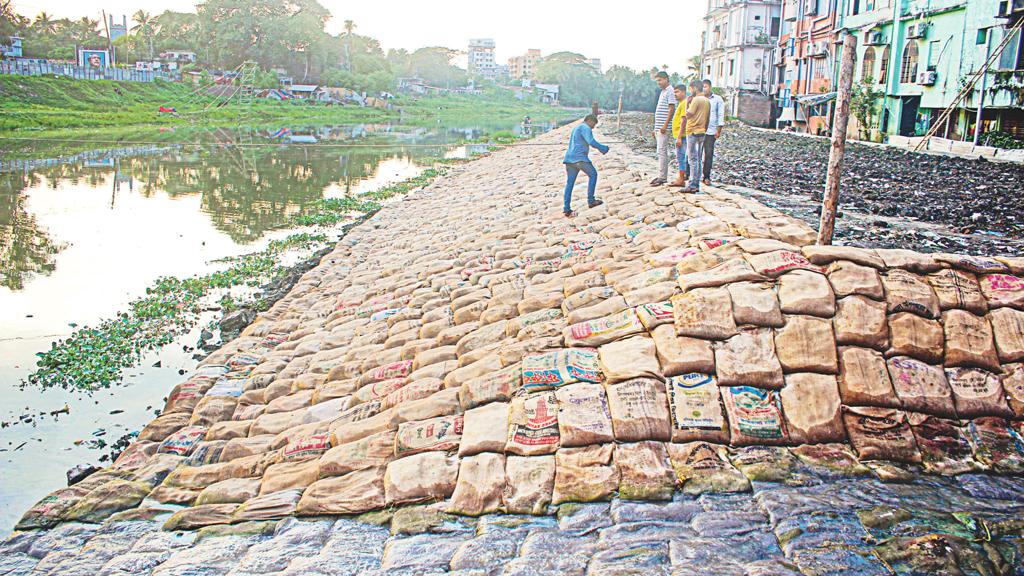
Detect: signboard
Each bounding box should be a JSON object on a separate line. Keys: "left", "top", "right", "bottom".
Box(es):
{"left": 78, "top": 49, "right": 112, "bottom": 68}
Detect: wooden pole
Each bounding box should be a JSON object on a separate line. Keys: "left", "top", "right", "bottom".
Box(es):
{"left": 616, "top": 84, "right": 624, "bottom": 132}
{"left": 817, "top": 33, "right": 857, "bottom": 246}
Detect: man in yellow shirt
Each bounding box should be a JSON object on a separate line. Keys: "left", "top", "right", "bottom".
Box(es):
{"left": 669, "top": 84, "right": 689, "bottom": 187}
{"left": 682, "top": 79, "right": 711, "bottom": 192}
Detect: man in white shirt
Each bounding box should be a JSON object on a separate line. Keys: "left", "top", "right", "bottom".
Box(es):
{"left": 702, "top": 79, "right": 726, "bottom": 186}
{"left": 651, "top": 71, "right": 675, "bottom": 186}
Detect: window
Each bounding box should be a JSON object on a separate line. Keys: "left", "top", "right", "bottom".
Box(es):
{"left": 729, "top": 59, "right": 735, "bottom": 76}
{"left": 862, "top": 47, "right": 876, "bottom": 81}
{"left": 851, "top": 0, "right": 861, "bottom": 16}
{"left": 879, "top": 45, "right": 890, "bottom": 83}
{"left": 977, "top": 29, "right": 987, "bottom": 45}
{"left": 998, "top": 28, "right": 1022, "bottom": 71}
{"left": 900, "top": 42, "right": 918, "bottom": 83}
{"left": 770, "top": 17, "right": 781, "bottom": 37}
{"left": 928, "top": 40, "right": 941, "bottom": 69}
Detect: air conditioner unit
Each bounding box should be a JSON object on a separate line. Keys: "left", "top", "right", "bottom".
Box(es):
{"left": 810, "top": 42, "right": 829, "bottom": 57}
{"left": 907, "top": 23, "right": 928, "bottom": 38}
{"left": 866, "top": 31, "right": 886, "bottom": 45}
{"left": 803, "top": 0, "right": 818, "bottom": 15}
{"left": 916, "top": 70, "right": 937, "bottom": 85}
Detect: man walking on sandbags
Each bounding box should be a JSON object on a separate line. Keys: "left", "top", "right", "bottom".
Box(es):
{"left": 650, "top": 71, "right": 675, "bottom": 186}
{"left": 562, "top": 114, "right": 609, "bottom": 218}
{"left": 681, "top": 79, "right": 710, "bottom": 193}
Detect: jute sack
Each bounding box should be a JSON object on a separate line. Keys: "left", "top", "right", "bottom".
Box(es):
{"left": 803, "top": 245, "right": 884, "bottom": 268}
{"left": 887, "top": 356, "right": 957, "bottom": 418}
{"left": 966, "top": 417, "right": 1024, "bottom": 474}
{"left": 555, "top": 383, "right": 614, "bottom": 447}
{"left": 318, "top": 430, "right": 395, "bottom": 478}
{"left": 552, "top": 443, "right": 619, "bottom": 504}
{"left": 460, "top": 364, "right": 522, "bottom": 409}
{"left": 887, "top": 312, "right": 944, "bottom": 364}
{"left": 259, "top": 459, "right": 320, "bottom": 495}
{"left": 778, "top": 373, "right": 846, "bottom": 444}
{"left": 720, "top": 386, "right": 789, "bottom": 446}
{"left": 715, "top": 328, "right": 785, "bottom": 389}
{"left": 842, "top": 406, "right": 921, "bottom": 463}
{"left": 502, "top": 455, "right": 555, "bottom": 515}
{"left": 825, "top": 261, "right": 884, "bottom": 300}
{"left": 598, "top": 336, "right": 662, "bottom": 383}
{"left": 565, "top": 296, "right": 628, "bottom": 326}
{"left": 635, "top": 300, "right": 675, "bottom": 330}
{"left": 727, "top": 282, "right": 784, "bottom": 328}
{"left": 837, "top": 347, "right": 898, "bottom": 408}
{"left": 678, "top": 257, "right": 767, "bottom": 290}
{"left": 778, "top": 270, "right": 836, "bottom": 317}
{"left": 979, "top": 273, "right": 1024, "bottom": 309}
{"left": 564, "top": 307, "right": 645, "bottom": 347}
{"left": 942, "top": 310, "right": 1001, "bottom": 371}
{"left": 297, "top": 466, "right": 386, "bottom": 516}
{"left": 1002, "top": 363, "right": 1024, "bottom": 418}
{"left": 615, "top": 441, "right": 675, "bottom": 501}
{"left": 774, "top": 315, "right": 838, "bottom": 374}
{"left": 745, "top": 250, "right": 822, "bottom": 278}
{"left": 448, "top": 452, "right": 506, "bottom": 516}
{"left": 666, "top": 373, "right": 730, "bottom": 444}
{"left": 907, "top": 413, "right": 978, "bottom": 476}
{"left": 666, "top": 442, "right": 750, "bottom": 495}
{"left": 927, "top": 269, "right": 988, "bottom": 315}
{"left": 394, "top": 414, "right": 463, "bottom": 457}
{"left": 651, "top": 324, "right": 715, "bottom": 376}
{"left": 728, "top": 446, "right": 797, "bottom": 483}
{"left": 833, "top": 296, "right": 889, "bottom": 350}
{"left": 459, "top": 401, "right": 510, "bottom": 456}
{"left": 882, "top": 269, "right": 940, "bottom": 319}
{"left": 383, "top": 451, "right": 459, "bottom": 505}
{"left": 220, "top": 435, "right": 276, "bottom": 463}
{"left": 506, "top": 392, "right": 560, "bottom": 456}
{"left": 990, "top": 307, "right": 1024, "bottom": 362}
{"left": 194, "top": 477, "right": 261, "bottom": 506}
{"left": 605, "top": 377, "right": 672, "bottom": 442}
{"left": 671, "top": 287, "right": 738, "bottom": 340}
{"left": 521, "top": 348, "right": 602, "bottom": 392}
{"left": 944, "top": 367, "right": 1013, "bottom": 419}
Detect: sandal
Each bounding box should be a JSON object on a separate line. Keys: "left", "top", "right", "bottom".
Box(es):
{"left": 588, "top": 199, "right": 604, "bottom": 209}
{"left": 564, "top": 210, "right": 577, "bottom": 218}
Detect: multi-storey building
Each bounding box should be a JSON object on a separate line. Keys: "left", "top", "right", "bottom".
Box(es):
{"left": 468, "top": 38, "right": 498, "bottom": 79}
{"left": 585, "top": 58, "right": 603, "bottom": 73}
{"left": 772, "top": 0, "right": 840, "bottom": 133}
{"left": 508, "top": 49, "right": 542, "bottom": 81}
{"left": 702, "top": 0, "right": 784, "bottom": 126}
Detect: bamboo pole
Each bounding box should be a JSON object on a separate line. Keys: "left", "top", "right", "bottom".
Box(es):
{"left": 817, "top": 33, "right": 857, "bottom": 246}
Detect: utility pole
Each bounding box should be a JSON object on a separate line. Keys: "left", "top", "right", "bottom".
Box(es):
{"left": 616, "top": 83, "right": 624, "bottom": 132}
{"left": 101, "top": 10, "right": 114, "bottom": 65}
{"left": 817, "top": 33, "right": 857, "bottom": 246}
{"left": 973, "top": 29, "right": 992, "bottom": 146}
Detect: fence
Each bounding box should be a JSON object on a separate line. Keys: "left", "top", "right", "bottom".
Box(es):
{"left": 0, "top": 60, "right": 180, "bottom": 82}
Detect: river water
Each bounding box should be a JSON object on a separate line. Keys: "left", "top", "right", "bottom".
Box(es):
{"left": 0, "top": 119, "right": 563, "bottom": 534}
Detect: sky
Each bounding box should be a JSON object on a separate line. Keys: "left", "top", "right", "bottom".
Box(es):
{"left": 11, "top": 0, "right": 706, "bottom": 74}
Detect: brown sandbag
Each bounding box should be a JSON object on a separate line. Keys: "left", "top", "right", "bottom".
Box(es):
{"left": 448, "top": 452, "right": 506, "bottom": 516}
{"left": 614, "top": 441, "right": 675, "bottom": 500}
{"left": 552, "top": 443, "right": 619, "bottom": 504}
{"left": 651, "top": 324, "right": 715, "bottom": 376}
{"left": 887, "top": 356, "right": 957, "bottom": 418}
{"left": 503, "top": 455, "right": 555, "bottom": 514}
{"left": 666, "top": 441, "right": 750, "bottom": 495}
{"left": 979, "top": 273, "right": 1024, "bottom": 309}
{"left": 907, "top": 413, "right": 978, "bottom": 475}
{"left": 635, "top": 300, "right": 675, "bottom": 330}
{"left": 727, "top": 282, "right": 783, "bottom": 327}
{"left": 555, "top": 383, "right": 614, "bottom": 447}
{"left": 774, "top": 315, "right": 838, "bottom": 374}
{"left": 598, "top": 335, "right": 662, "bottom": 383}
{"left": 942, "top": 310, "right": 1001, "bottom": 371}
{"left": 778, "top": 270, "right": 836, "bottom": 317}
{"left": 887, "top": 312, "right": 944, "bottom": 364}
{"left": 833, "top": 295, "right": 889, "bottom": 350}
{"left": 280, "top": 432, "right": 331, "bottom": 462}
{"left": 842, "top": 406, "right": 922, "bottom": 463}
{"left": 459, "top": 401, "right": 510, "bottom": 456}
{"left": 163, "top": 503, "right": 238, "bottom": 531}
{"left": 666, "top": 373, "right": 730, "bottom": 443}
{"left": 825, "top": 261, "right": 884, "bottom": 300}
{"left": 195, "top": 477, "right": 262, "bottom": 505}
{"left": 220, "top": 435, "right": 277, "bottom": 463}
{"left": 745, "top": 250, "right": 823, "bottom": 278}
{"left": 564, "top": 307, "right": 644, "bottom": 347}
{"left": 715, "top": 328, "right": 785, "bottom": 389}
{"left": 671, "top": 287, "right": 738, "bottom": 340}
{"left": 506, "top": 392, "right": 560, "bottom": 456}
{"left": 778, "top": 373, "right": 846, "bottom": 444}
{"left": 927, "top": 269, "right": 988, "bottom": 315}
{"left": 837, "top": 347, "right": 898, "bottom": 408}
{"left": 944, "top": 367, "right": 1013, "bottom": 419}
{"left": 720, "top": 386, "right": 789, "bottom": 446}
{"left": 605, "top": 377, "right": 672, "bottom": 442}
{"left": 318, "top": 430, "right": 395, "bottom": 479}
{"left": 384, "top": 451, "right": 459, "bottom": 505}
{"left": 138, "top": 412, "right": 191, "bottom": 443}
{"left": 297, "top": 466, "right": 386, "bottom": 515}
{"left": 459, "top": 364, "right": 522, "bottom": 409}
{"left": 394, "top": 414, "right": 463, "bottom": 457}
{"left": 679, "top": 257, "right": 767, "bottom": 289}
{"left": 883, "top": 269, "right": 940, "bottom": 319}
{"left": 1002, "top": 363, "right": 1024, "bottom": 418}
{"left": 990, "top": 307, "right": 1024, "bottom": 362}
{"left": 259, "top": 459, "right": 320, "bottom": 495}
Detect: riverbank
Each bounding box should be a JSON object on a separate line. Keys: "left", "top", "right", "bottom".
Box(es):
{"left": 5, "top": 120, "right": 1024, "bottom": 574}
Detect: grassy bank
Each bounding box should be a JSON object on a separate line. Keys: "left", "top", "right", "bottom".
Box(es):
{"left": 0, "top": 76, "right": 576, "bottom": 133}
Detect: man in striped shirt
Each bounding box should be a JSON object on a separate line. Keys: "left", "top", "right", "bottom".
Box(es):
{"left": 651, "top": 71, "right": 675, "bottom": 186}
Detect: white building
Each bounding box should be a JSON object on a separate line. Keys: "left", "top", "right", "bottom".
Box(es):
{"left": 701, "top": 0, "right": 782, "bottom": 126}
{"left": 468, "top": 38, "right": 498, "bottom": 78}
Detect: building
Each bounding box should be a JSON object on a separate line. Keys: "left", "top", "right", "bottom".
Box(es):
{"left": 836, "top": 0, "right": 1024, "bottom": 141}
{"left": 468, "top": 38, "right": 498, "bottom": 78}
{"left": 108, "top": 15, "right": 127, "bottom": 41}
{"left": 508, "top": 49, "right": 542, "bottom": 80}
{"left": 771, "top": 0, "right": 840, "bottom": 134}
{"left": 585, "top": 58, "right": 602, "bottom": 73}
{"left": 1, "top": 36, "right": 22, "bottom": 58}
{"left": 701, "top": 0, "right": 784, "bottom": 126}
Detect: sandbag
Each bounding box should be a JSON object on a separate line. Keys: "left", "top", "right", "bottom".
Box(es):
{"left": 666, "top": 442, "right": 750, "bottom": 495}
{"left": 555, "top": 383, "right": 614, "bottom": 447}
{"left": 927, "top": 269, "right": 987, "bottom": 314}
{"left": 163, "top": 504, "right": 238, "bottom": 531}
{"left": 671, "top": 287, "right": 738, "bottom": 340}
{"left": 384, "top": 451, "right": 459, "bottom": 505}
{"left": 907, "top": 414, "right": 978, "bottom": 475}
{"left": 318, "top": 430, "right": 395, "bottom": 479}
{"left": 833, "top": 295, "right": 889, "bottom": 350}
{"left": 715, "top": 328, "right": 785, "bottom": 389}
{"left": 774, "top": 315, "right": 838, "bottom": 374}
{"left": 942, "top": 310, "right": 1001, "bottom": 371}
{"left": 157, "top": 426, "right": 208, "bottom": 457}
{"left": 232, "top": 488, "right": 302, "bottom": 522}
{"left": 979, "top": 273, "right": 1024, "bottom": 309}
{"left": 635, "top": 300, "right": 674, "bottom": 330}
{"left": 1002, "top": 363, "right": 1024, "bottom": 418}
{"left": 778, "top": 270, "right": 835, "bottom": 317}
{"left": 651, "top": 324, "right": 715, "bottom": 376}
{"left": 966, "top": 417, "right": 1024, "bottom": 473}
{"left": 679, "top": 257, "right": 766, "bottom": 289}
{"left": 887, "top": 356, "right": 957, "bottom": 418}
{"left": 195, "top": 477, "right": 262, "bottom": 506}
{"left": 460, "top": 364, "right": 522, "bottom": 409}
{"left": 944, "top": 367, "right": 1013, "bottom": 419}
{"left": 259, "top": 459, "right": 320, "bottom": 495}
{"left": 837, "top": 347, "right": 898, "bottom": 408}
{"left": 394, "top": 414, "right": 463, "bottom": 457}
{"left": 138, "top": 412, "right": 191, "bottom": 443}
{"left": 448, "top": 452, "right": 506, "bottom": 516}
{"left": 887, "top": 312, "right": 944, "bottom": 364}
{"left": 552, "top": 444, "right": 619, "bottom": 504}
{"left": 721, "top": 386, "right": 789, "bottom": 446}
{"left": 503, "top": 455, "right": 555, "bottom": 515}
{"left": 883, "top": 269, "right": 940, "bottom": 319}
{"left": 598, "top": 336, "right": 662, "bottom": 383}
{"left": 728, "top": 446, "right": 797, "bottom": 483}
{"left": 521, "top": 348, "right": 602, "bottom": 391}
{"left": 460, "top": 401, "right": 510, "bottom": 456}
{"left": 220, "top": 435, "right": 277, "bottom": 463}
{"left": 990, "top": 307, "right": 1024, "bottom": 362}
{"left": 297, "top": 466, "right": 386, "bottom": 515}
{"left": 615, "top": 441, "right": 675, "bottom": 500}
{"left": 790, "top": 443, "right": 870, "bottom": 477}
{"left": 727, "top": 282, "right": 783, "bottom": 327}
{"left": 843, "top": 406, "right": 921, "bottom": 463}
{"left": 826, "top": 261, "right": 884, "bottom": 300}
{"left": 666, "top": 373, "right": 730, "bottom": 444}
{"left": 564, "top": 307, "right": 644, "bottom": 347}
{"left": 778, "top": 373, "right": 846, "bottom": 444}
{"left": 506, "top": 392, "right": 560, "bottom": 456}
{"left": 605, "top": 377, "right": 672, "bottom": 442}
{"left": 280, "top": 432, "right": 332, "bottom": 462}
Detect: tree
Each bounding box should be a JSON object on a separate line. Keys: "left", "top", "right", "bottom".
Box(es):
{"left": 407, "top": 46, "right": 465, "bottom": 87}
{"left": 851, "top": 77, "right": 885, "bottom": 140}
{"left": 32, "top": 11, "right": 56, "bottom": 35}
{"left": 131, "top": 10, "right": 156, "bottom": 59}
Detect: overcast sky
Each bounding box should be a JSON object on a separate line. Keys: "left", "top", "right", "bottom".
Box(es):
{"left": 12, "top": 0, "right": 705, "bottom": 73}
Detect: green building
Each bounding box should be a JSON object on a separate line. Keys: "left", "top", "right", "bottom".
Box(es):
{"left": 835, "top": 0, "right": 1023, "bottom": 142}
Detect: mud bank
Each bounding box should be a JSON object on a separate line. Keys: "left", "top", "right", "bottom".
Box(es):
{"left": 4, "top": 121, "right": 1024, "bottom": 575}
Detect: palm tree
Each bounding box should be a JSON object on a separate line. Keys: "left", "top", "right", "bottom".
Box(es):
{"left": 131, "top": 10, "right": 155, "bottom": 59}
{"left": 33, "top": 12, "right": 56, "bottom": 35}
{"left": 74, "top": 17, "right": 99, "bottom": 45}
{"left": 342, "top": 20, "right": 355, "bottom": 71}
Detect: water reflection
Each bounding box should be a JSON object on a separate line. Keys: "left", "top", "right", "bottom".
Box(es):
{"left": 0, "top": 174, "right": 66, "bottom": 290}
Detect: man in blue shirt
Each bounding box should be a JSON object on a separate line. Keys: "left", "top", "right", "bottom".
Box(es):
{"left": 562, "top": 114, "right": 609, "bottom": 217}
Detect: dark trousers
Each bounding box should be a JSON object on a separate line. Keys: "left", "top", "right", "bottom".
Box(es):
{"left": 703, "top": 133, "right": 717, "bottom": 180}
